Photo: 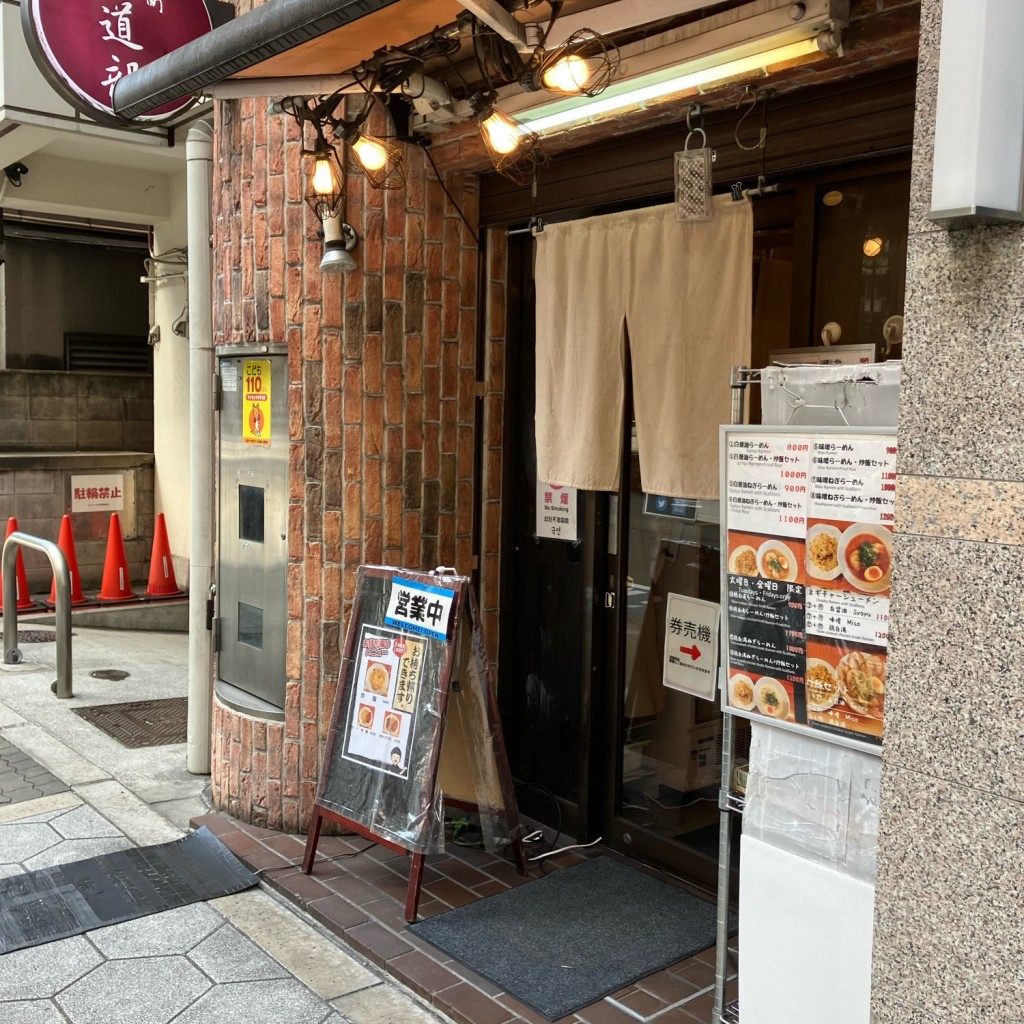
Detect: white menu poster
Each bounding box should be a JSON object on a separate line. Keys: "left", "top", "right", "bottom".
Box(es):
{"left": 722, "top": 428, "right": 896, "bottom": 751}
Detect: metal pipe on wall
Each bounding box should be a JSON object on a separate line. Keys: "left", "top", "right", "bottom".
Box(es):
{"left": 186, "top": 119, "right": 215, "bottom": 775}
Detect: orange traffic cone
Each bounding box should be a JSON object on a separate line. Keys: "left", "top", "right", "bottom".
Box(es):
{"left": 0, "top": 517, "right": 34, "bottom": 611}
{"left": 49, "top": 515, "right": 88, "bottom": 606}
{"left": 96, "top": 512, "right": 137, "bottom": 602}
{"left": 145, "top": 513, "right": 183, "bottom": 599}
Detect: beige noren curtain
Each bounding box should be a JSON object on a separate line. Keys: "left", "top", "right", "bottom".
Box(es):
{"left": 534, "top": 195, "right": 753, "bottom": 499}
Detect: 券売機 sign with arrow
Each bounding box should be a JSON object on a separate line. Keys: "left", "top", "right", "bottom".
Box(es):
{"left": 663, "top": 593, "right": 721, "bottom": 701}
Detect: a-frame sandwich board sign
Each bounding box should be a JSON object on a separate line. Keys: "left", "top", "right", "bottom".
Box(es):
{"left": 302, "top": 565, "right": 527, "bottom": 921}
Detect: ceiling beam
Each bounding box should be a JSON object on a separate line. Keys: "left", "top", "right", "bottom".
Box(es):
{"left": 540, "top": 0, "right": 737, "bottom": 47}
{"left": 458, "top": 0, "right": 531, "bottom": 53}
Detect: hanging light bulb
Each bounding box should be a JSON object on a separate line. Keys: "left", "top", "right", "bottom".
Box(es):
{"left": 481, "top": 108, "right": 523, "bottom": 155}
{"left": 311, "top": 155, "right": 338, "bottom": 193}
{"left": 469, "top": 93, "right": 545, "bottom": 185}
{"left": 352, "top": 135, "right": 388, "bottom": 171}
{"left": 303, "top": 137, "right": 345, "bottom": 221}
{"left": 541, "top": 54, "right": 591, "bottom": 94}
{"left": 341, "top": 128, "right": 407, "bottom": 190}
{"left": 533, "top": 29, "right": 619, "bottom": 98}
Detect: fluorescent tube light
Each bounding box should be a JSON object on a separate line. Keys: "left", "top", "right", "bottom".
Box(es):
{"left": 520, "top": 37, "right": 821, "bottom": 135}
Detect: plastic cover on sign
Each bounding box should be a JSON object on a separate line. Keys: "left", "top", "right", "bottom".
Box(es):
{"left": 317, "top": 568, "right": 518, "bottom": 857}
{"left": 743, "top": 723, "right": 880, "bottom": 884}
{"left": 435, "top": 591, "right": 520, "bottom": 859}
{"left": 761, "top": 362, "right": 901, "bottom": 428}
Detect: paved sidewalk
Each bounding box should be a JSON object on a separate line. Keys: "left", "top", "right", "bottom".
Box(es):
{"left": 0, "top": 625, "right": 454, "bottom": 1024}
{"left": 0, "top": 735, "right": 68, "bottom": 806}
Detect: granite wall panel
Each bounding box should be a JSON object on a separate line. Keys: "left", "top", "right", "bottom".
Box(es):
{"left": 873, "top": 766, "right": 1024, "bottom": 1023}
{"left": 875, "top": 0, "right": 1024, "bottom": 1020}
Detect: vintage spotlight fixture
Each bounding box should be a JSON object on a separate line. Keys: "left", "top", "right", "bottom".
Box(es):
{"left": 321, "top": 214, "right": 359, "bottom": 274}
{"left": 283, "top": 93, "right": 365, "bottom": 273}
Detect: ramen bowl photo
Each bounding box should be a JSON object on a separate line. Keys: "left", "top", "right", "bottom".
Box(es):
{"left": 756, "top": 541, "right": 799, "bottom": 583}
{"left": 839, "top": 524, "right": 892, "bottom": 593}
{"left": 729, "top": 673, "right": 756, "bottom": 711}
{"left": 364, "top": 661, "right": 392, "bottom": 696}
{"left": 754, "top": 677, "right": 791, "bottom": 720}
{"left": 837, "top": 650, "right": 886, "bottom": 719}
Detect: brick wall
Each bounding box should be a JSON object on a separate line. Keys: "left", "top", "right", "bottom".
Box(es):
{"left": 208, "top": 90, "right": 508, "bottom": 831}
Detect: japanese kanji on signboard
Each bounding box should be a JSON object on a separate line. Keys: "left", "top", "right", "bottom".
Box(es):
{"left": 242, "top": 360, "right": 272, "bottom": 446}
{"left": 24, "top": 0, "right": 214, "bottom": 122}
{"left": 536, "top": 480, "right": 578, "bottom": 540}
{"left": 304, "top": 566, "right": 525, "bottom": 921}
{"left": 663, "top": 594, "right": 720, "bottom": 701}
{"left": 720, "top": 426, "right": 895, "bottom": 752}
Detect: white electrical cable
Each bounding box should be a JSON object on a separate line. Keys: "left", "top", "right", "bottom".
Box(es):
{"left": 527, "top": 836, "right": 603, "bottom": 863}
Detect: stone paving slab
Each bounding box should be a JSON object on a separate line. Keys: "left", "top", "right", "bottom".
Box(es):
{"left": 0, "top": 800, "right": 342, "bottom": 1023}
{"left": 0, "top": 795, "right": 459, "bottom": 1024}
{"left": 0, "top": 736, "right": 69, "bottom": 806}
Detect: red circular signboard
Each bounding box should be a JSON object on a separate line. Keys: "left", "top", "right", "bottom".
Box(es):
{"left": 24, "top": 0, "right": 213, "bottom": 122}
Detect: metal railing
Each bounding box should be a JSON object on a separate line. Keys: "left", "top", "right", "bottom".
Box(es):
{"left": 2, "top": 532, "right": 73, "bottom": 698}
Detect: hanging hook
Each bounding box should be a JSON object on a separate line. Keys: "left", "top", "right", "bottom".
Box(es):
{"left": 683, "top": 103, "right": 712, "bottom": 156}
{"left": 735, "top": 87, "right": 767, "bottom": 151}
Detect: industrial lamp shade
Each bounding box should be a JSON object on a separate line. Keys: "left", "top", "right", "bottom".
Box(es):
{"left": 930, "top": 0, "right": 1024, "bottom": 222}
{"left": 535, "top": 29, "right": 620, "bottom": 98}
{"left": 304, "top": 141, "right": 345, "bottom": 221}
{"left": 470, "top": 95, "right": 545, "bottom": 185}
{"left": 348, "top": 130, "right": 406, "bottom": 191}
{"left": 320, "top": 214, "right": 358, "bottom": 274}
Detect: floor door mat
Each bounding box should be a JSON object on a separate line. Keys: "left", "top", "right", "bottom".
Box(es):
{"left": 409, "top": 855, "right": 734, "bottom": 1021}
{"left": 71, "top": 697, "right": 188, "bottom": 748}
{"left": 0, "top": 826, "right": 257, "bottom": 954}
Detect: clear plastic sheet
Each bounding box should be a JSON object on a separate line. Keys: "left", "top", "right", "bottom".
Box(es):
{"left": 743, "top": 722, "right": 880, "bottom": 884}
{"left": 436, "top": 588, "right": 521, "bottom": 859}
{"left": 317, "top": 567, "right": 519, "bottom": 857}
{"left": 761, "top": 362, "right": 901, "bottom": 428}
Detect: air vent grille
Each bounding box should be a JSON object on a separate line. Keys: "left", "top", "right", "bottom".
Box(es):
{"left": 65, "top": 333, "right": 152, "bottom": 375}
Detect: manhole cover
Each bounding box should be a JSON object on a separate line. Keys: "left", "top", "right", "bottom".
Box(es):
{"left": 71, "top": 697, "right": 188, "bottom": 748}
{"left": 17, "top": 631, "right": 57, "bottom": 643}
{"left": 89, "top": 669, "right": 131, "bottom": 681}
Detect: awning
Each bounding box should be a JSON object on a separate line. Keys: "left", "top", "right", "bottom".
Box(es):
{"left": 112, "top": 0, "right": 464, "bottom": 120}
